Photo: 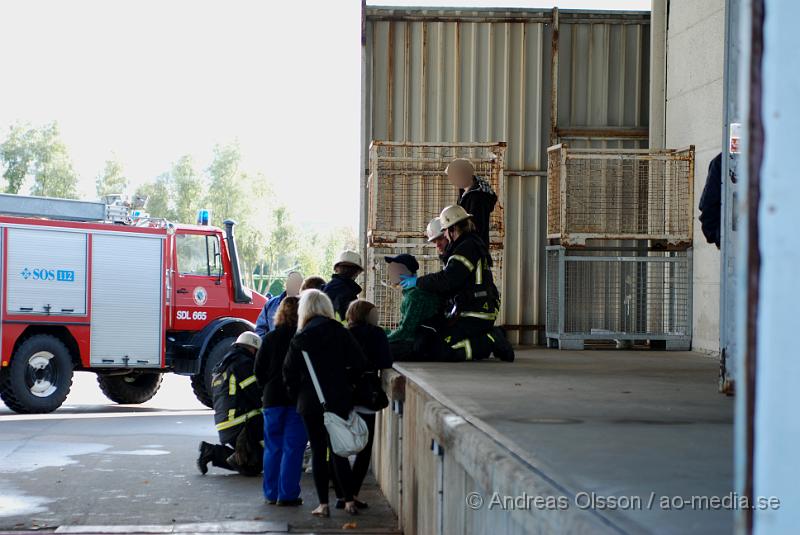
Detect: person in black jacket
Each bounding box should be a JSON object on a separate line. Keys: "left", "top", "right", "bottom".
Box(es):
{"left": 254, "top": 296, "right": 307, "bottom": 506}
{"left": 335, "top": 299, "right": 392, "bottom": 509}
{"left": 699, "top": 152, "right": 723, "bottom": 249}
{"left": 283, "top": 289, "right": 369, "bottom": 517}
{"left": 322, "top": 250, "right": 363, "bottom": 323}
{"left": 400, "top": 205, "right": 514, "bottom": 363}
{"left": 197, "top": 332, "right": 264, "bottom": 476}
{"left": 446, "top": 158, "right": 498, "bottom": 247}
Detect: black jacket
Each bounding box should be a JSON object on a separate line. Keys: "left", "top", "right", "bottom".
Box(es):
{"left": 211, "top": 345, "right": 262, "bottom": 445}
{"left": 348, "top": 323, "right": 393, "bottom": 370}
{"left": 417, "top": 231, "right": 499, "bottom": 318}
{"left": 458, "top": 175, "right": 497, "bottom": 247}
{"left": 254, "top": 324, "right": 296, "bottom": 408}
{"left": 323, "top": 275, "right": 362, "bottom": 322}
{"left": 699, "top": 153, "right": 722, "bottom": 248}
{"left": 283, "top": 316, "right": 369, "bottom": 418}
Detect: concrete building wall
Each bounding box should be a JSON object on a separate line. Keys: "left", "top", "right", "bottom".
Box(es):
{"left": 664, "top": 0, "right": 726, "bottom": 353}
{"left": 363, "top": 8, "right": 651, "bottom": 345}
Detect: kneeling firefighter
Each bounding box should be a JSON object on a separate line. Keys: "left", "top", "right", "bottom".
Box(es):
{"left": 197, "top": 332, "right": 264, "bottom": 476}
{"left": 400, "top": 205, "right": 514, "bottom": 362}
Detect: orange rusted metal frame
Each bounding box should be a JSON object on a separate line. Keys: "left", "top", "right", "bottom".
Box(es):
{"left": 546, "top": 144, "right": 696, "bottom": 246}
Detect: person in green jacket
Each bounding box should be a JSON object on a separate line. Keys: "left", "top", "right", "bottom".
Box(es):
{"left": 385, "top": 254, "right": 443, "bottom": 361}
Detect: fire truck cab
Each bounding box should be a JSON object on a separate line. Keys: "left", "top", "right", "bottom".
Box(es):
{"left": 0, "top": 194, "right": 266, "bottom": 413}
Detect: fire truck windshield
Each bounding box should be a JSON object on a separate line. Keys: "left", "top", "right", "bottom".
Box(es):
{"left": 177, "top": 234, "right": 221, "bottom": 277}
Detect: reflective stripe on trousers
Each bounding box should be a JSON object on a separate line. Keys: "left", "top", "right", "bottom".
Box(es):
{"left": 450, "top": 339, "right": 473, "bottom": 360}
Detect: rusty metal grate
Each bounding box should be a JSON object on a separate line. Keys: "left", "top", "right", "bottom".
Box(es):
{"left": 545, "top": 246, "right": 692, "bottom": 349}
{"left": 365, "top": 241, "right": 504, "bottom": 330}
{"left": 546, "top": 145, "right": 695, "bottom": 246}
{"left": 368, "top": 142, "right": 506, "bottom": 245}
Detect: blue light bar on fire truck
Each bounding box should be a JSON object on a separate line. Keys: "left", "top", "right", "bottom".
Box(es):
{"left": 197, "top": 209, "right": 210, "bottom": 226}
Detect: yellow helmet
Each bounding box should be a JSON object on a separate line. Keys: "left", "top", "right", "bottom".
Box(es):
{"left": 439, "top": 205, "right": 472, "bottom": 230}
{"left": 426, "top": 217, "right": 444, "bottom": 241}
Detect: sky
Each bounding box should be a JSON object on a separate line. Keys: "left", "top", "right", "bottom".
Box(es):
{"left": 0, "top": 0, "right": 649, "bottom": 230}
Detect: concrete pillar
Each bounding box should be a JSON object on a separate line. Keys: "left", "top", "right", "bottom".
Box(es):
{"left": 649, "top": 0, "right": 667, "bottom": 149}
{"left": 750, "top": 1, "right": 800, "bottom": 533}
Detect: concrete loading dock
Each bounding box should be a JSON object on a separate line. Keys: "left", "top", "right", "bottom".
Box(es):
{"left": 375, "top": 349, "right": 733, "bottom": 535}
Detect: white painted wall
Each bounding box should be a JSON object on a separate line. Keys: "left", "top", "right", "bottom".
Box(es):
{"left": 753, "top": 1, "right": 800, "bottom": 532}
{"left": 664, "top": 0, "right": 726, "bottom": 353}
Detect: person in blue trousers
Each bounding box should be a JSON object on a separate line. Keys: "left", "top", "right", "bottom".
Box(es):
{"left": 253, "top": 296, "right": 307, "bottom": 506}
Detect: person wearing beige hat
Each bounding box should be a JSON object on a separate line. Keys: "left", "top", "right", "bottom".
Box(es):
{"left": 322, "top": 249, "right": 364, "bottom": 322}
{"left": 445, "top": 158, "right": 497, "bottom": 247}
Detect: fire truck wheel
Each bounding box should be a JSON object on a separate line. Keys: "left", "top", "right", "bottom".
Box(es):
{"left": 97, "top": 372, "right": 164, "bottom": 404}
{"left": 190, "top": 335, "right": 237, "bottom": 408}
{"left": 0, "top": 334, "right": 74, "bottom": 414}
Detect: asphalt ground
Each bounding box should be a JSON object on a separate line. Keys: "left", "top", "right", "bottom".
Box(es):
{"left": 0, "top": 372, "right": 398, "bottom": 534}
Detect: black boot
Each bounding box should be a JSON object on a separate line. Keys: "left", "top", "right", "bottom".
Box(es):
{"left": 197, "top": 441, "right": 213, "bottom": 475}
{"left": 491, "top": 327, "right": 515, "bottom": 362}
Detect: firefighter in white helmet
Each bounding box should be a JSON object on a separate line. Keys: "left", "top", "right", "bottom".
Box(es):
{"left": 198, "top": 331, "right": 264, "bottom": 476}
{"left": 322, "top": 250, "right": 363, "bottom": 323}
{"left": 400, "top": 205, "right": 514, "bottom": 362}
{"left": 426, "top": 216, "right": 449, "bottom": 262}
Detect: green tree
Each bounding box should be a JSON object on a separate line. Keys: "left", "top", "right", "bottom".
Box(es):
{"left": 258, "top": 206, "right": 298, "bottom": 293}
{"left": 204, "top": 143, "right": 272, "bottom": 286}
{"left": 0, "top": 124, "right": 36, "bottom": 194}
{"left": 125, "top": 142, "right": 358, "bottom": 296}
{"left": 321, "top": 226, "right": 357, "bottom": 274}
{"left": 134, "top": 155, "right": 204, "bottom": 224}
{"left": 134, "top": 179, "right": 170, "bottom": 220}
{"left": 96, "top": 156, "right": 129, "bottom": 198}
{"left": 295, "top": 230, "right": 325, "bottom": 281}
{"left": 0, "top": 121, "right": 79, "bottom": 198}
{"left": 169, "top": 155, "right": 203, "bottom": 223}
{"left": 205, "top": 144, "right": 244, "bottom": 224}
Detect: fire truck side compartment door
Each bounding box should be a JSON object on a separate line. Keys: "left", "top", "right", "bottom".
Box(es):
{"left": 6, "top": 228, "right": 88, "bottom": 315}
{"left": 90, "top": 233, "right": 164, "bottom": 367}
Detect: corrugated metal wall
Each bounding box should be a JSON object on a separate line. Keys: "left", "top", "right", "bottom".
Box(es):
{"left": 362, "top": 7, "right": 650, "bottom": 344}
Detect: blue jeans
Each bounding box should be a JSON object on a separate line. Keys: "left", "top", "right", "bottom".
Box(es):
{"left": 262, "top": 406, "right": 308, "bottom": 501}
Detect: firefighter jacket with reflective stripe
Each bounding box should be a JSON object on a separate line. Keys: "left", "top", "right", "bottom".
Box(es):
{"left": 211, "top": 345, "right": 262, "bottom": 445}
{"left": 417, "top": 232, "right": 499, "bottom": 320}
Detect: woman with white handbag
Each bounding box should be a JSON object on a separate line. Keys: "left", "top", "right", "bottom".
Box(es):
{"left": 283, "top": 289, "right": 370, "bottom": 517}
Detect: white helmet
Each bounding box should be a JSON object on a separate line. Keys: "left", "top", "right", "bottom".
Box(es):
{"left": 334, "top": 250, "right": 363, "bottom": 270}
{"left": 235, "top": 331, "right": 261, "bottom": 351}
{"left": 439, "top": 205, "right": 472, "bottom": 230}
{"left": 426, "top": 217, "right": 444, "bottom": 242}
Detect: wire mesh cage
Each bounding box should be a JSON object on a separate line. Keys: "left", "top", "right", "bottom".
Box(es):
{"left": 545, "top": 246, "right": 692, "bottom": 350}
{"left": 368, "top": 142, "right": 506, "bottom": 245}
{"left": 547, "top": 145, "right": 695, "bottom": 246}
{"left": 365, "top": 241, "right": 504, "bottom": 331}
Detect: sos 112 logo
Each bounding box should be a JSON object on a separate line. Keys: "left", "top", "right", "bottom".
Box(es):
{"left": 21, "top": 268, "right": 76, "bottom": 282}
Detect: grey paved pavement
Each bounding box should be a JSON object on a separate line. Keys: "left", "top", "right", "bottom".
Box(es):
{"left": 0, "top": 372, "right": 398, "bottom": 533}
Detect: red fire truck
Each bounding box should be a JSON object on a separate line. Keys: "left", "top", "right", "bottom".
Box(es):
{"left": 0, "top": 194, "right": 267, "bottom": 413}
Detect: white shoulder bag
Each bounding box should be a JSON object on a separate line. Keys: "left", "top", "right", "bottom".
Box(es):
{"left": 302, "top": 351, "right": 368, "bottom": 457}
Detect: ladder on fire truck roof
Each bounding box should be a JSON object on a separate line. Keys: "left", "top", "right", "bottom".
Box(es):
{"left": 0, "top": 193, "right": 139, "bottom": 224}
